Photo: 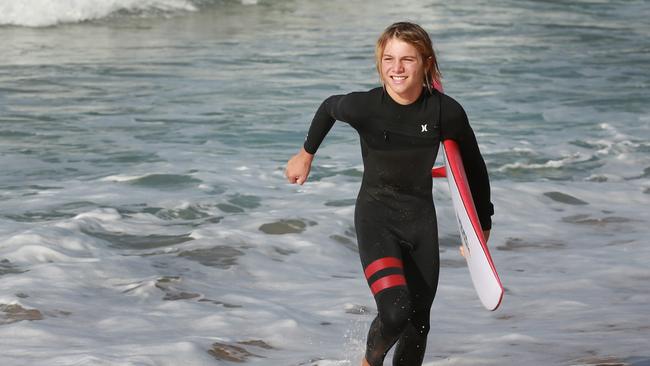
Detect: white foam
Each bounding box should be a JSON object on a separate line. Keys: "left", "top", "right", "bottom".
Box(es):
{"left": 100, "top": 174, "right": 146, "bottom": 182}
{"left": 496, "top": 152, "right": 584, "bottom": 171}
{"left": 0, "top": 0, "right": 197, "bottom": 27}
{"left": 72, "top": 208, "right": 123, "bottom": 222}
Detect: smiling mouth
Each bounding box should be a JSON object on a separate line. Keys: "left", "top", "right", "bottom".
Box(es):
{"left": 391, "top": 76, "right": 407, "bottom": 80}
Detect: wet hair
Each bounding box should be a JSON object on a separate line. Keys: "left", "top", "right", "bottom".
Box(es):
{"left": 375, "top": 22, "right": 441, "bottom": 92}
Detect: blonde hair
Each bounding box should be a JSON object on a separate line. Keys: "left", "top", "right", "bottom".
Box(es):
{"left": 375, "top": 22, "right": 441, "bottom": 92}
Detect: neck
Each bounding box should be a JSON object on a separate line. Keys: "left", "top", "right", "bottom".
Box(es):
{"left": 385, "top": 85, "right": 423, "bottom": 105}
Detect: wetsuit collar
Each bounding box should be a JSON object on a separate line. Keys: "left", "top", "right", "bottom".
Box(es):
{"left": 382, "top": 86, "right": 430, "bottom": 107}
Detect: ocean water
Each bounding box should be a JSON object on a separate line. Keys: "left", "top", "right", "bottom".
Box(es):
{"left": 1, "top": 0, "right": 649, "bottom": 365}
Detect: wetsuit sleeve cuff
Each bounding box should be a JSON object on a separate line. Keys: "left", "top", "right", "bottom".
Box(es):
{"left": 303, "top": 141, "right": 317, "bottom": 155}
{"left": 479, "top": 202, "right": 494, "bottom": 231}
{"left": 481, "top": 219, "right": 492, "bottom": 231}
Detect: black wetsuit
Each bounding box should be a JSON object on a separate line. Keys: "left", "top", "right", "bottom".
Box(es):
{"left": 304, "top": 87, "right": 493, "bottom": 366}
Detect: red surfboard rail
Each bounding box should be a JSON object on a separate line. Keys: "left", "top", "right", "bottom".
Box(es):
{"left": 433, "top": 139, "right": 504, "bottom": 310}
{"left": 444, "top": 140, "right": 498, "bottom": 269}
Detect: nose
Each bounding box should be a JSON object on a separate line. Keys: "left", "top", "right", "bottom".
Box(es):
{"left": 394, "top": 60, "right": 405, "bottom": 73}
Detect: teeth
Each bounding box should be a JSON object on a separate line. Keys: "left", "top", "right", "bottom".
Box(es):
{"left": 392, "top": 76, "right": 406, "bottom": 80}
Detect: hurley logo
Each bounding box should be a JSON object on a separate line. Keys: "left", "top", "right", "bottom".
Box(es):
{"left": 421, "top": 124, "right": 428, "bottom": 133}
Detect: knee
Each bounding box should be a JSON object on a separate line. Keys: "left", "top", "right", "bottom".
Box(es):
{"left": 377, "top": 290, "right": 412, "bottom": 335}
{"left": 381, "top": 305, "right": 411, "bottom": 335}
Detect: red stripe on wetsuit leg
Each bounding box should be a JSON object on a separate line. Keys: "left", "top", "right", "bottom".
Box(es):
{"left": 370, "top": 274, "right": 407, "bottom": 295}
{"left": 364, "top": 257, "right": 403, "bottom": 279}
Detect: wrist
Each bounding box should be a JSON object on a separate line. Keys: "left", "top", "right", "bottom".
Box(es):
{"left": 300, "top": 147, "right": 315, "bottom": 160}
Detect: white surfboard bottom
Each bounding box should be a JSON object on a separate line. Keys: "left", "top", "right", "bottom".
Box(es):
{"left": 444, "top": 148, "right": 503, "bottom": 311}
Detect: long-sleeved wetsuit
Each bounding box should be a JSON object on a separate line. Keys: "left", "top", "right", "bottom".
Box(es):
{"left": 304, "top": 87, "right": 493, "bottom": 366}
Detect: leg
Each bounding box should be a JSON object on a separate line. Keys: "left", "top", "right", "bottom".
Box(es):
{"left": 354, "top": 201, "right": 413, "bottom": 365}
{"left": 391, "top": 253, "right": 438, "bottom": 366}
{"left": 365, "top": 286, "right": 411, "bottom": 365}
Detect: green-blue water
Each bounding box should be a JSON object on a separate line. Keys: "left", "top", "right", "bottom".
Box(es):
{"left": 1, "top": 1, "right": 649, "bottom": 365}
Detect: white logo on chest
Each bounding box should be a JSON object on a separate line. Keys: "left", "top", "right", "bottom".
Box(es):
{"left": 421, "top": 124, "right": 428, "bottom": 133}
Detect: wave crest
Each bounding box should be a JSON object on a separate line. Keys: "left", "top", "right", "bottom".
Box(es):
{"left": 0, "top": 0, "right": 199, "bottom": 27}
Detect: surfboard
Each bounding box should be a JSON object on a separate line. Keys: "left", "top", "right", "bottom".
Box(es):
{"left": 432, "top": 139, "right": 504, "bottom": 311}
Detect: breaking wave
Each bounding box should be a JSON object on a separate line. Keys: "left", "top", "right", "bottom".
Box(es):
{"left": 0, "top": 0, "right": 257, "bottom": 27}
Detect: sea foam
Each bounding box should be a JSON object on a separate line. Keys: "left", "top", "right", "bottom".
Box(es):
{"left": 0, "top": 0, "right": 197, "bottom": 27}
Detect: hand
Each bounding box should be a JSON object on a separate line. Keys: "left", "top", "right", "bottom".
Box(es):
{"left": 285, "top": 147, "right": 314, "bottom": 185}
